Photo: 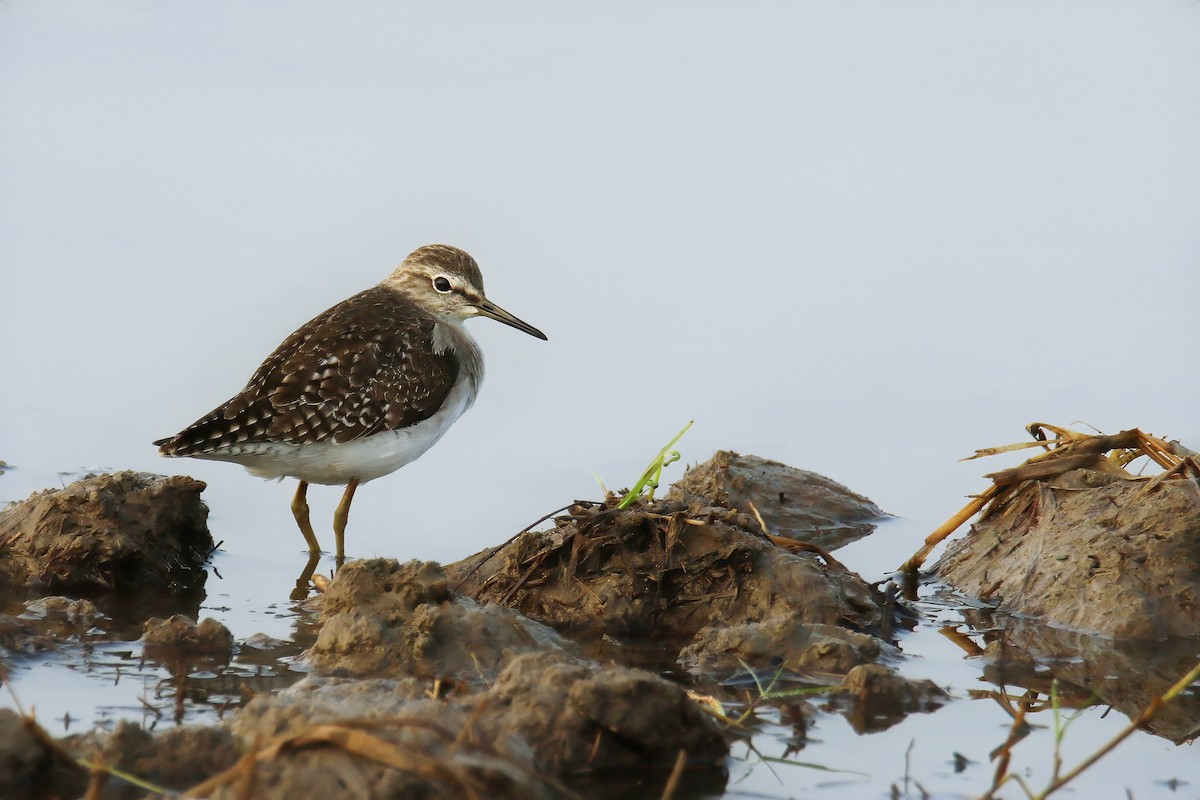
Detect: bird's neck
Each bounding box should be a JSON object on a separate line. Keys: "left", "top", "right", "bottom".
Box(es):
{"left": 433, "top": 319, "right": 484, "bottom": 400}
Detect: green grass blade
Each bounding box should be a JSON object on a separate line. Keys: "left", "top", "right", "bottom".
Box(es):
{"left": 618, "top": 421, "right": 694, "bottom": 509}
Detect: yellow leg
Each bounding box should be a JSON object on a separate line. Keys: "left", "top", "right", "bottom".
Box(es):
{"left": 333, "top": 478, "right": 359, "bottom": 566}
{"left": 290, "top": 480, "right": 321, "bottom": 555}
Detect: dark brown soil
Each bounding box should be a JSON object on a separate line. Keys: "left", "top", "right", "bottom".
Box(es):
{"left": 0, "top": 471, "right": 211, "bottom": 595}
{"left": 446, "top": 499, "right": 885, "bottom": 641}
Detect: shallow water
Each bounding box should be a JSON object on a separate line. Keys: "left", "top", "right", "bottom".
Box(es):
{"left": 3, "top": 1, "right": 1199, "bottom": 797}
{"left": 4, "top": 468, "right": 1197, "bottom": 798}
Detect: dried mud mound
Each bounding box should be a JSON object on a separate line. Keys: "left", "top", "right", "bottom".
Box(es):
{"left": 216, "top": 653, "right": 725, "bottom": 799}
{"left": 308, "top": 559, "right": 573, "bottom": 681}
{"left": 668, "top": 450, "right": 887, "bottom": 549}
{"left": 477, "top": 651, "right": 727, "bottom": 776}
{"left": 935, "top": 467, "right": 1200, "bottom": 639}
{"left": 211, "top": 652, "right": 725, "bottom": 799}
{"left": 211, "top": 699, "right": 569, "bottom": 800}
{"left": 0, "top": 471, "right": 211, "bottom": 594}
{"left": 447, "top": 499, "right": 884, "bottom": 640}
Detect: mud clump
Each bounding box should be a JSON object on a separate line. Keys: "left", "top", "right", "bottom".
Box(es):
{"left": 232, "top": 675, "right": 435, "bottom": 740}
{"left": 668, "top": 450, "right": 887, "bottom": 550}
{"left": 0, "top": 472, "right": 211, "bottom": 595}
{"left": 71, "top": 721, "right": 241, "bottom": 800}
{"left": 679, "top": 615, "right": 888, "bottom": 676}
{"left": 935, "top": 467, "right": 1200, "bottom": 639}
{"left": 0, "top": 598, "right": 103, "bottom": 672}
{"left": 211, "top": 700, "right": 568, "bottom": 800}
{"left": 443, "top": 452, "right": 903, "bottom": 708}
{"left": 835, "top": 663, "right": 947, "bottom": 733}
{"left": 220, "top": 652, "right": 726, "bottom": 798}
{"left": 22, "top": 596, "right": 102, "bottom": 632}
{"left": 0, "top": 709, "right": 85, "bottom": 800}
{"left": 0, "top": 616, "right": 55, "bottom": 665}
{"left": 143, "top": 615, "right": 235, "bottom": 665}
{"left": 447, "top": 500, "right": 884, "bottom": 641}
{"left": 309, "top": 559, "right": 573, "bottom": 682}
{"left": 479, "top": 651, "right": 727, "bottom": 775}
{"left": 276, "top": 557, "right": 734, "bottom": 795}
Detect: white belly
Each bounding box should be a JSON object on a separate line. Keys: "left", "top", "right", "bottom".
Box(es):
{"left": 193, "top": 376, "right": 475, "bottom": 485}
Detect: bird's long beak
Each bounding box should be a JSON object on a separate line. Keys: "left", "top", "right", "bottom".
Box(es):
{"left": 476, "top": 299, "right": 548, "bottom": 341}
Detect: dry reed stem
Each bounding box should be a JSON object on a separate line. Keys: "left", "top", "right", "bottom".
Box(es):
{"left": 659, "top": 749, "right": 688, "bottom": 800}
{"left": 82, "top": 768, "right": 107, "bottom": 800}
{"left": 900, "top": 424, "right": 1192, "bottom": 574}
{"left": 453, "top": 503, "right": 577, "bottom": 593}
{"left": 765, "top": 534, "right": 847, "bottom": 569}
{"left": 900, "top": 489, "right": 994, "bottom": 574}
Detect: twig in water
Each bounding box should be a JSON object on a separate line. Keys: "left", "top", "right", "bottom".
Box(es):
{"left": 659, "top": 749, "right": 688, "bottom": 800}
{"left": 451, "top": 503, "right": 576, "bottom": 593}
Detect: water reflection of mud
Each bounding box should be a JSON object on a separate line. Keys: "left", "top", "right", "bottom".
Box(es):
{"left": 950, "top": 609, "right": 1200, "bottom": 743}
{"left": 1, "top": 583, "right": 317, "bottom": 732}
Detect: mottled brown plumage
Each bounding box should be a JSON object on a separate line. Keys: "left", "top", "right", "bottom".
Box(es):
{"left": 154, "top": 287, "right": 458, "bottom": 455}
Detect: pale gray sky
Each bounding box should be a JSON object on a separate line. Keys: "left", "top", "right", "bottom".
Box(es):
{"left": 3, "top": 0, "right": 1197, "bottom": 532}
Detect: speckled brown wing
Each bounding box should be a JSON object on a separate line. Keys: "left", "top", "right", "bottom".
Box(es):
{"left": 155, "top": 287, "right": 458, "bottom": 456}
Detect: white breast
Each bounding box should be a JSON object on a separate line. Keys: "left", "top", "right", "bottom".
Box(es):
{"left": 198, "top": 373, "right": 478, "bottom": 485}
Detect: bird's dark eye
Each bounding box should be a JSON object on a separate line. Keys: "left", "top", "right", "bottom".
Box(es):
{"left": 433, "top": 276, "right": 452, "bottom": 293}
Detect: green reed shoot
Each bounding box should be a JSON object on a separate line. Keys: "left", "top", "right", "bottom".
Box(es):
{"left": 618, "top": 421, "right": 694, "bottom": 509}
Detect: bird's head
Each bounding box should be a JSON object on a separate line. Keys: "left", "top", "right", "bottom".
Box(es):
{"left": 383, "top": 244, "right": 547, "bottom": 340}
